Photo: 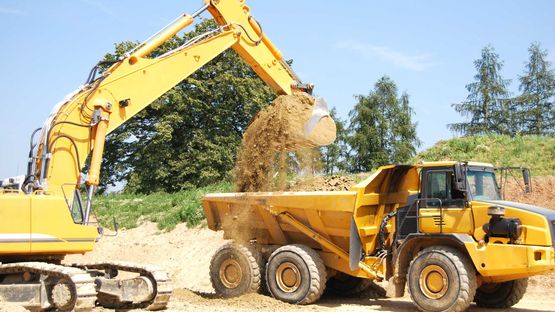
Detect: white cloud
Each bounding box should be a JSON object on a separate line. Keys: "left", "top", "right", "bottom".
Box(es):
{"left": 79, "top": 0, "right": 115, "bottom": 18}
{"left": 0, "top": 7, "right": 27, "bottom": 16}
{"left": 335, "top": 40, "right": 437, "bottom": 72}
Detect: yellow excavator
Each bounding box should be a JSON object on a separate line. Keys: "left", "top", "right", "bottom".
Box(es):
{"left": 0, "top": 1, "right": 334, "bottom": 310}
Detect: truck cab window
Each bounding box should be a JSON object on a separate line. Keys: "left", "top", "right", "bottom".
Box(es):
{"left": 467, "top": 170, "right": 501, "bottom": 200}
{"left": 424, "top": 170, "right": 465, "bottom": 208}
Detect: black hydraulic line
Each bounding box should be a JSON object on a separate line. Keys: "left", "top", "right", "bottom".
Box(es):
{"left": 45, "top": 121, "right": 94, "bottom": 162}
{"left": 85, "top": 60, "right": 119, "bottom": 85}
{"left": 378, "top": 210, "right": 397, "bottom": 252}
{"left": 26, "top": 127, "right": 42, "bottom": 177}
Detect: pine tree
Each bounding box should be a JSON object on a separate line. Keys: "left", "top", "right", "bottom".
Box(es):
{"left": 347, "top": 76, "right": 419, "bottom": 172}
{"left": 518, "top": 43, "right": 555, "bottom": 135}
{"left": 449, "top": 45, "right": 512, "bottom": 136}
{"left": 391, "top": 92, "right": 421, "bottom": 163}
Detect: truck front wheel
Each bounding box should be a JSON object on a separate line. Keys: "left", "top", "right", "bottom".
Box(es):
{"left": 209, "top": 242, "right": 262, "bottom": 297}
{"left": 474, "top": 278, "right": 528, "bottom": 308}
{"left": 265, "top": 244, "right": 326, "bottom": 304}
{"left": 408, "top": 246, "right": 477, "bottom": 312}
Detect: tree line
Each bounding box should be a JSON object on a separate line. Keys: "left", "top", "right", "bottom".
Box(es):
{"left": 449, "top": 43, "right": 555, "bottom": 136}
{"left": 100, "top": 20, "right": 553, "bottom": 193}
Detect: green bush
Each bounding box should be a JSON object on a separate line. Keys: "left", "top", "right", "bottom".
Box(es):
{"left": 94, "top": 182, "right": 232, "bottom": 230}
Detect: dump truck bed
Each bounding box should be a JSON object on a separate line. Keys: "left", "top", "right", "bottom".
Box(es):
{"left": 203, "top": 191, "right": 357, "bottom": 251}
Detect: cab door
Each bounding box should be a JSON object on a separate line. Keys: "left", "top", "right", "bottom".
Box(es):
{"left": 419, "top": 168, "right": 474, "bottom": 234}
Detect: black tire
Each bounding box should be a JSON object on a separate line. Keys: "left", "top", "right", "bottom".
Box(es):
{"left": 326, "top": 273, "right": 386, "bottom": 299}
{"left": 265, "top": 244, "right": 326, "bottom": 304}
{"left": 209, "top": 242, "right": 262, "bottom": 297}
{"left": 407, "top": 246, "right": 477, "bottom": 312}
{"left": 475, "top": 278, "right": 528, "bottom": 308}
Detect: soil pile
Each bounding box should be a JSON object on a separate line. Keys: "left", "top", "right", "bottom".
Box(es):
{"left": 65, "top": 221, "right": 226, "bottom": 292}
{"left": 234, "top": 93, "right": 335, "bottom": 192}
{"left": 503, "top": 176, "right": 555, "bottom": 210}
{"left": 288, "top": 175, "right": 356, "bottom": 191}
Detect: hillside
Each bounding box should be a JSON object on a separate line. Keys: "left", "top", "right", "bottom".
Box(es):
{"left": 416, "top": 135, "right": 555, "bottom": 176}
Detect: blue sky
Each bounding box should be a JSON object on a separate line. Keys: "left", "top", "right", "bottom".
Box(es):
{"left": 1, "top": 0, "right": 554, "bottom": 178}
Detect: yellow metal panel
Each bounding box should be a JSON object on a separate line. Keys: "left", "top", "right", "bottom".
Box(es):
{"left": 204, "top": 191, "right": 357, "bottom": 212}
{"left": 464, "top": 242, "right": 555, "bottom": 280}
{"left": 419, "top": 208, "right": 474, "bottom": 234}
{"left": 471, "top": 201, "right": 552, "bottom": 246}
{"left": 30, "top": 196, "right": 97, "bottom": 254}
{"left": 0, "top": 193, "right": 31, "bottom": 254}
{"left": 255, "top": 205, "right": 287, "bottom": 245}
{"left": 208, "top": 0, "right": 298, "bottom": 95}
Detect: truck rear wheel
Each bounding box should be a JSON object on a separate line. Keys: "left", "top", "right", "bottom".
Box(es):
{"left": 209, "top": 243, "right": 262, "bottom": 297}
{"left": 475, "top": 278, "right": 528, "bottom": 308}
{"left": 408, "top": 246, "right": 476, "bottom": 312}
{"left": 265, "top": 244, "right": 326, "bottom": 304}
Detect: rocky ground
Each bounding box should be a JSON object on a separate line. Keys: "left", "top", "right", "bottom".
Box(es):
{"left": 65, "top": 220, "right": 555, "bottom": 312}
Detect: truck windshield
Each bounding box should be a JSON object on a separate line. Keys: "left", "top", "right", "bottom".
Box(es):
{"left": 467, "top": 170, "right": 501, "bottom": 201}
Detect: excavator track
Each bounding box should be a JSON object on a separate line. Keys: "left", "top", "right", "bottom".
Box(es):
{"left": 0, "top": 262, "right": 97, "bottom": 311}
{"left": 71, "top": 261, "right": 172, "bottom": 310}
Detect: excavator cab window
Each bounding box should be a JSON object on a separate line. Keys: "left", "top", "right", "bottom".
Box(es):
{"left": 69, "top": 190, "right": 85, "bottom": 224}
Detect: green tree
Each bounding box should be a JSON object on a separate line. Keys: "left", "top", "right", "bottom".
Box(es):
{"left": 517, "top": 43, "right": 555, "bottom": 135}
{"left": 391, "top": 92, "right": 421, "bottom": 163}
{"left": 99, "top": 20, "right": 275, "bottom": 193}
{"left": 347, "top": 76, "right": 419, "bottom": 172}
{"left": 320, "top": 108, "right": 348, "bottom": 174}
{"left": 449, "top": 45, "right": 513, "bottom": 136}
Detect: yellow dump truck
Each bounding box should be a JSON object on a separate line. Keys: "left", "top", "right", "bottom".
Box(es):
{"left": 203, "top": 161, "right": 555, "bottom": 312}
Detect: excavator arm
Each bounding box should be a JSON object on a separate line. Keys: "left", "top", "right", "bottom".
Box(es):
{"left": 26, "top": 0, "right": 320, "bottom": 209}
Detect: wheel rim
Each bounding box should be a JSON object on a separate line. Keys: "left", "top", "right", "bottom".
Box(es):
{"left": 219, "top": 258, "right": 243, "bottom": 289}
{"left": 419, "top": 264, "right": 449, "bottom": 299}
{"left": 275, "top": 262, "right": 301, "bottom": 293}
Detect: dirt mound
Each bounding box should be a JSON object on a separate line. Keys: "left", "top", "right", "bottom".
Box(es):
{"left": 0, "top": 303, "right": 27, "bottom": 312}
{"left": 503, "top": 176, "right": 555, "bottom": 210}
{"left": 288, "top": 175, "right": 356, "bottom": 191}
{"left": 65, "top": 221, "right": 226, "bottom": 291}
{"left": 234, "top": 93, "right": 335, "bottom": 192}
{"left": 64, "top": 221, "right": 554, "bottom": 312}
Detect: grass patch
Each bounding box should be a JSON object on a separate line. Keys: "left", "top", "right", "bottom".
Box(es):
{"left": 94, "top": 182, "right": 232, "bottom": 230}
{"left": 417, "top": 135, "right": 555, "bottom": 176}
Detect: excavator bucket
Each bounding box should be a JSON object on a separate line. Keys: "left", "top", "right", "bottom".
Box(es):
{"left": 261, "top": 93, "right": 336, "bottom": 151}
{"left": 240, "top": 93, "right": 336, "bottom": 152}
{"left": 280, "top": 94, "right": 336, "bottom": 150}
{"left": 302, "top": 97, "right": 336, "bottom": 148}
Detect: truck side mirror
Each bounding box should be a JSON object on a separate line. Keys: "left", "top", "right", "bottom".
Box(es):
{"left": 522, "top": 168, "right": 532, "bottom": 193}
{"left": 454, "top": 164, "right": 467, "bottom": 192}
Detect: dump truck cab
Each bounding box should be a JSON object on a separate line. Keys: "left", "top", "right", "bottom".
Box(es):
{"left": 372, "top": 161, "right": 555, "bottom": 310}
